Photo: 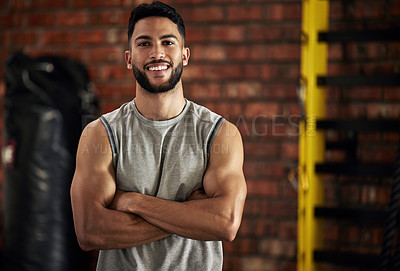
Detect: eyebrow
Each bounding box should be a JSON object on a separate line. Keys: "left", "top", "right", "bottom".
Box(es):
{"left": 134, "top": 34, "right": 179, "bottom": 42}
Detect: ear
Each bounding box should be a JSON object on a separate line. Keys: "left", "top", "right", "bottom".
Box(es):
{"left": 125, "top": 50, "right": 132, "bottom": 69}
{"left": 182, "top": 47, "right": 190, "bottom": 67}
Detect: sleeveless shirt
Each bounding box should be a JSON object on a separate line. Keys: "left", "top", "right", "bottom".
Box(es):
{"left": 97, "top": 99, "right": 224, "bottom": 271}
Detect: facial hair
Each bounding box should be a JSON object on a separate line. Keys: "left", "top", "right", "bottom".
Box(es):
{"left": 132, "top": 60, "right": 183, "bottom": 94}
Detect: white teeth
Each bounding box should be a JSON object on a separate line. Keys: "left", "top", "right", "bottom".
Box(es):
{"left": 149, "top": 66, "right": 168, "bottom": 71}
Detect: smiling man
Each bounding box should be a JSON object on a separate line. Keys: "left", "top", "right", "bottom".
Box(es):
{"left": 70, "top": 2, "right": 247, "bottom": 270}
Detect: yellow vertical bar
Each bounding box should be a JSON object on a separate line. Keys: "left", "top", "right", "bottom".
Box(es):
{"left": 298, "top": 0, "right": 329, "bottom": 271}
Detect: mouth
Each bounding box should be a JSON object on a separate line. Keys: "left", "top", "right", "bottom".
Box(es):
{"left": 145, "top": 62, "right": 171, "bottom": 72}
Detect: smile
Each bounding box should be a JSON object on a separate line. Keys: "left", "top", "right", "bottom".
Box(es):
{"left": 148, "top": 65, "right": 169, "bottom": 71}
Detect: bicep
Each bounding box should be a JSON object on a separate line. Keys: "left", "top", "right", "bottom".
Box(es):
{"left": 71, "top": 119, "right": 116, "bottom": 210}
{"left": 203, "top": 120, "right": 247, "bottom": 200}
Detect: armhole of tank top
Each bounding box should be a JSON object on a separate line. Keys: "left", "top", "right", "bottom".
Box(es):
{"left": 100, "top": 116, "right": 118, "bottom": 167}
{"left": 207, "top": 117, "right": 224, "bottom": 157}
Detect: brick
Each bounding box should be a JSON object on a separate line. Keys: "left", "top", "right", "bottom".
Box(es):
{"left": 32, "top": 0, "right": 68, "bottom": 8}
{"left": 361, "top": 145, "right": 397, "bottom": 163}
{"left": 210, "top": 25, "right": 245, "bottom": 42}
{"left": 180, "top": 6, "right": 224, "bottom": 23}
{"left": 27, "top": 13, "right": 56, "bottom": 26}
{"left": 241, "top": 257, "right": 277, "bottom": 271}
{"left": 255, "top": 219, "right": 277, "bottom": 237}
{"left": 204, "top": 64, "right": 243, "bottom": 80}
{"left": 190, "top": 45, "right": 227, "bottom": 61}
{"left": 266, "top": 201, "right": 297, "bottom": 218}
{"left": 227, "top": 5, "right": 263, "bottom": 21}
{"left": 56, "top": 11, "right": 87, "bottom": 26}
{"left": 282, "top": 142, "right": 298, "bottom": 159}
{"left": 173, "top": 0, "right": 207, "bottom": 3}
{"left": 223, "top": 238, "right": 257, "bottom": 255}
{"left": 97, "top": 84, "right": 135, "bottom": 98}
{"left": 278, "top": 221, "right": 297, "bottom": 239}
{"left": 266, "top": 3, "right": 301, "bottom": 21}
{"left": 244, "top": 141, "right": 279, "bottom": 159}
{"left": 224, "top": 82, "right": 263, "bottom": 99}
{"left": 261, "top": 84, "right": 298, "bottom": 100}
{"left": 247, "top": 180, "right": 279, "bottom": 197}
{"left": 261, "top": 64, "right": 300, "bottom": 81}
{"left": 360, "top": 227, "right": 383, "bottom": 246}
{"left": 227, "top": 44, "right": 300, "bottom": 62}
{"left": 342, "top": 226, "right": 360, "bottom": 245}
{"left": 203, "top": 101, "right": 243, "bottom": 119}
{"left": 243, "top": 198, "right": 269, "bottom": 217}
{"left": 343, "top": 87, "right": 382, "bottom": 100}
{"left": 77, "top": 30, "right": 106, "bottom": 44}
{"left": 88, "top": 46, "right": 124, "bottom": 63}
{"left": 259, "top": 238, "right": 296, "bottom": 258}
{"left": 382, "top": 132, "right": 400, "bottom": 143}
{"left": 181, "top": 64, "right": 204, "bottom": 80}
{"left": 366, "top": 103, "right": 400, "bottom": 118}
{"left": 42, "top": 31, "right": 74, "bottom": 45}
{"left": 89, "top": 10, "right": 128, "bottom": 25}
{"left": 11, "top": 31, "right": 39, "bottom": 45}
{"left": 383, "top": 87, "right": 400, "bottom": 101}
{"left": 328, "top": 44, "right": 343, "bottom": 60}
{"left": 100, "top": 65, "right": 130, "bottom": 81}
{"left": 71, "top": 0, "right": 102, "bottom": 8}
{"left": 329, "top": 1, "right": 343, "bottom": 20}
{"left": 341, "top": 184, "right": 361, "bottom": 204}
{"left": 244, "top": 102, "right": 280, "bottom": 118}
{"left": 0, "top": 81, "right": 5, "bottom": 97}
{"left": 1, "top": 32, "right": 10, "bottom": 47}
{"left": 222, "top": 256, "right": 241, "bottom": 271}
{"left": 183, "top": 82, "right": 222, "bottom": 100}
{"left": 324, "top": 223, "right": 339, "bottom": 243}
{"left": 1, "top": 13, "right": 24, "bottom": 27}
{"left": 354, "top": 1, "right": 385, "bottom": 19}
{"left": 104, "top": 0, "right": 124, "bottom": 6}
{"left": 248, "top": 25, "right": 282, "bottom": 42}
{"left": 9, "top": 0, "right": 31, "bottom": 10}
{"left": 387, "top": 42, "right": 400, "bottom": 59}
{"left": 390, "top": 0, "right": 400, "bottom": 16}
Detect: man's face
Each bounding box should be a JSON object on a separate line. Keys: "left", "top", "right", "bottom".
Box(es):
{"left": 125, "top": 16, "right": 190, "bottom": 94}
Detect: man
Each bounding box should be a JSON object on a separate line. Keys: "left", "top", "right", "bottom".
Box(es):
{"left": 70, "top": 1, "right": 247, "bottom": 270}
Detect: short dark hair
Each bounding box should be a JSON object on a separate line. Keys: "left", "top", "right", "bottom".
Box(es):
{"left": 128, "top": 1, "right": 186, "bottom": 46}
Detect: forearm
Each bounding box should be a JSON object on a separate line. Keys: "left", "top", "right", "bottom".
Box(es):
{"left": 73, "top": 203, "right": 170, "bottom": 251}
{"left": 117, "top": 192, "right": 241, "bottom": 242}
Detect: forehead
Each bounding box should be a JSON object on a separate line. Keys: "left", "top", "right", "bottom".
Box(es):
{"left": 132, "top": 16, "right": 182, "bottom": 41}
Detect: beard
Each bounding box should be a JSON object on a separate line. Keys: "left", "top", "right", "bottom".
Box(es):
{"left": 132, "top": 60, "right": 183, "bottom": 94}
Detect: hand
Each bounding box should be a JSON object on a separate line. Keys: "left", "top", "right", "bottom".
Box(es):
{"left": 187, "top": 188, "right": 208, "bottom": 201}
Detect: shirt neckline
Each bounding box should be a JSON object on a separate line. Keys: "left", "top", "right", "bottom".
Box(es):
{"left": 131, "top": 98, "right": 190, "bottom": 128}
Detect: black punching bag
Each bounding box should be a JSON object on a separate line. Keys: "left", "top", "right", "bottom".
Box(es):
{"left": 2, "top": 52, "right": 99, "bottom": 271}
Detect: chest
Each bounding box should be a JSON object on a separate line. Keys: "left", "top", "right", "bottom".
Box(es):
{"left": 115, "top": 124, "right": 209, "bottom": 201}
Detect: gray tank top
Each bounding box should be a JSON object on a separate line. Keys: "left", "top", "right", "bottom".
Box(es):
{"left": 97, "top": 99, "right": 224, "bottom": 271}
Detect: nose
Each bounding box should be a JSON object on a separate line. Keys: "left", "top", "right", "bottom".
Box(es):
{"left": 150, "top": 43, "right": 165, "bottom": 59}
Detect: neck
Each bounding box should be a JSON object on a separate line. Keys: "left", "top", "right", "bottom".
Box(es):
{"left": 134, "top": 82, "right": 186, "bottom": 121}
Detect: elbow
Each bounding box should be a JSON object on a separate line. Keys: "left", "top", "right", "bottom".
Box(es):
{"left": 77, "top": 235, "right": 95, "bottom": 251}
{"left": 75, "top": 229, "right": 95, "bottom": 251}
{"left": 221, "top": 217, "right": 241, "bottom": 242}
{"left": 74, "top": 222, "right": 100, "bottom": 251}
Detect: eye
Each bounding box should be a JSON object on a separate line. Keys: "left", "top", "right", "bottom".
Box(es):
{"left": 162, "top": 40, "right": 174, "bottom": 45}
{"left": 137, "top": 41, "right": 150, "bottom": 47}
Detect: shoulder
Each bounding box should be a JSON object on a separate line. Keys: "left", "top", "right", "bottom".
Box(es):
{"left": 80, "top": 118, "right": 108, "bottom": 143}
{"left": 213, "top": 120, "right": 242, "bottom": 148}
{"left": 101, "top": 101, "right": 135, "bottom": 125}
{"left": 77, "top": 119, "right": 113, "bottom": 160}
{"left": 187, "top": 100, "right": 222, "bottom": 124}
{"left": 209, "top": 120, "right": 243, "bottom": 166}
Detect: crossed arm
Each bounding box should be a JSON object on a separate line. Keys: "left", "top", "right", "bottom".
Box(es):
{"left": 70, "top": 119, "right": 247, "bottom": 251}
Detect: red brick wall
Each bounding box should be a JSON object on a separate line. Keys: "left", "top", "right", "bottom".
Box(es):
{"left": 0, "top": 0, "right": 399, "bottom": 270}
